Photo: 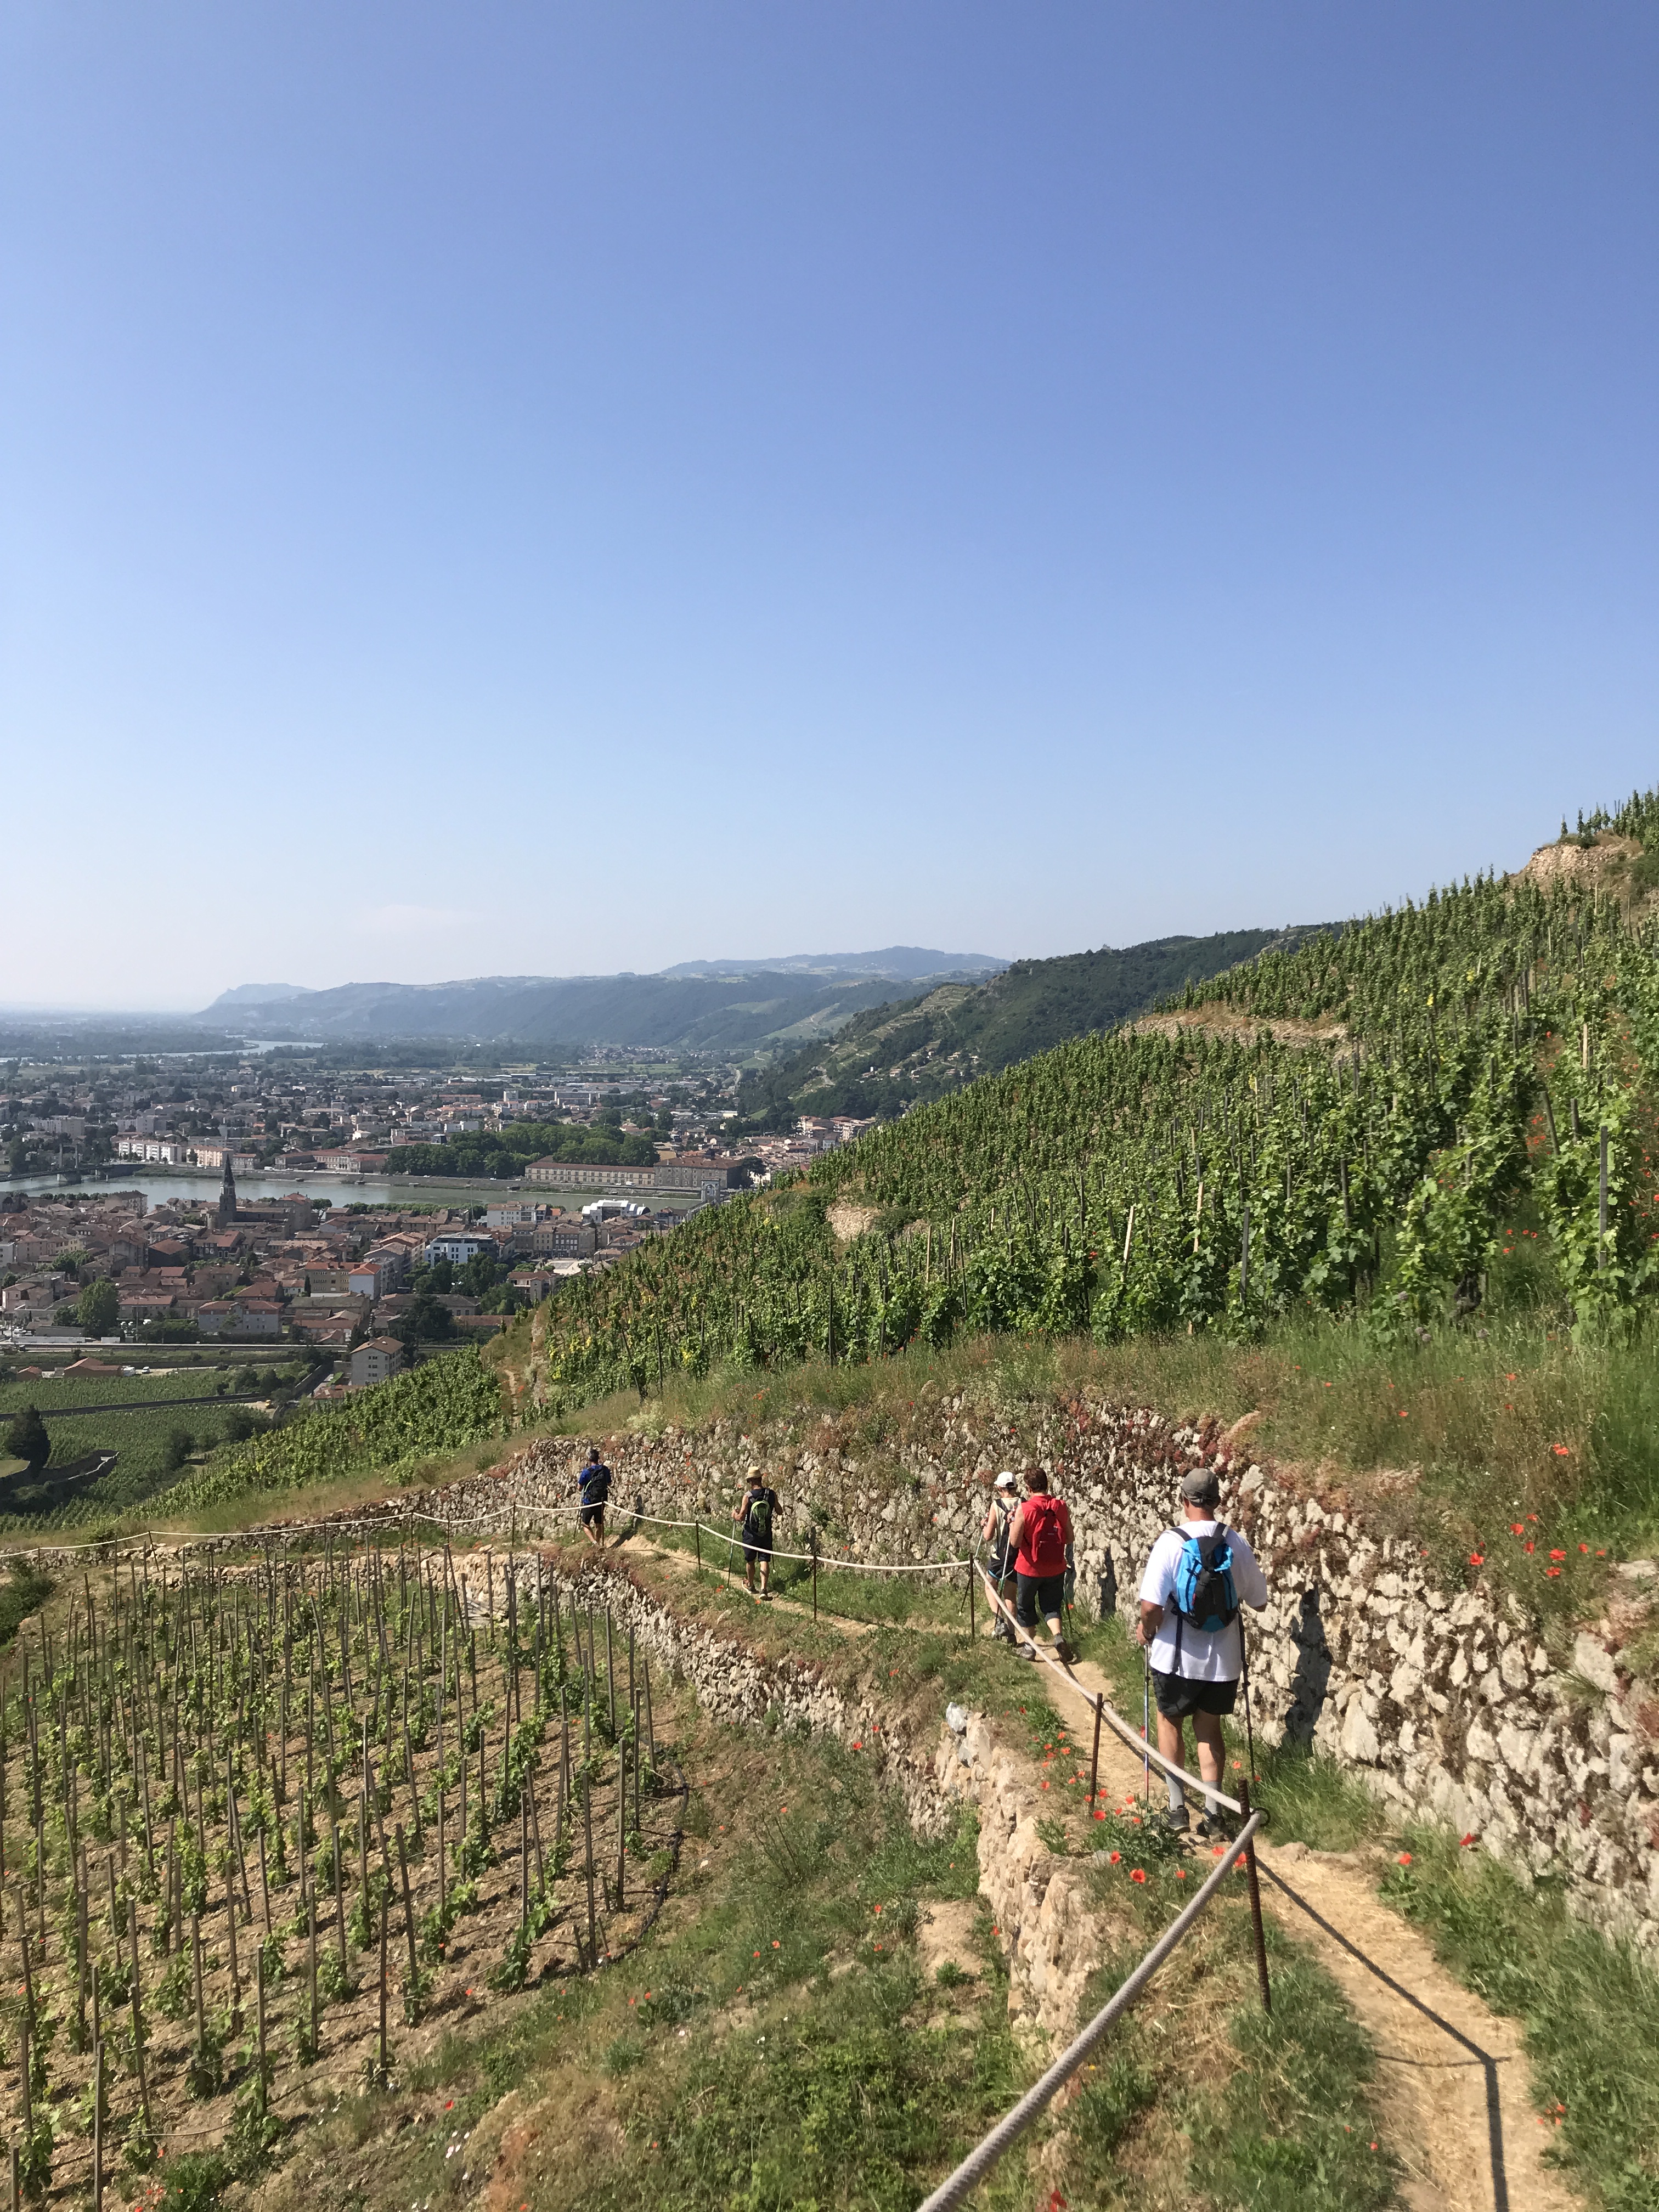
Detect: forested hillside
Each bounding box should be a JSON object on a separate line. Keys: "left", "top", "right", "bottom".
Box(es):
{"left": 505, "top": 795, "right": 1659, "bottom": 1414}
{"left": 733, "top": 926, "right": 1323, "bottom": 1128}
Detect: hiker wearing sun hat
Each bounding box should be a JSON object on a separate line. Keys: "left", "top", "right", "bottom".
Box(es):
{"left": 1134, "top": 1465, "right": 1268, "bottom": 1839}
{"left": 981, "top": 1471, "right": 1020, "bottom": 1641}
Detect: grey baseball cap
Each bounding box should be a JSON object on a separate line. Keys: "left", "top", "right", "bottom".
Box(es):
{"left": 1180, "top": 1466, "right": 1221, "bottom": 1506}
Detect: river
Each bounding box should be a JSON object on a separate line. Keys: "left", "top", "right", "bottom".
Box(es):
{"left": 2, "top": 1167, "right": 524, "bottom": 1209}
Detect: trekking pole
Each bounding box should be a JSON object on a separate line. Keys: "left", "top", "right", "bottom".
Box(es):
{"left": 1237, "top": 1775, "right": 1271, "bottom": 2013}
{"left": 1141, "top": 1647, "right": 1151, "bottom": 1807}
{"left": 1240, "top": 1620, "right": 1259, "bottom": 1791}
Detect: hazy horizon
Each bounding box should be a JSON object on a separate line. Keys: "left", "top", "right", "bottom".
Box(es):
{"left": 5, "top": 3, "right": 1656, "bottom": 1007}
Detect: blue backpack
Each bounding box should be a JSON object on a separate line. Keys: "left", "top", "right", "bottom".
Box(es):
{"left": 1170, "top": 1527, "right": 1239, "bottom": 1634}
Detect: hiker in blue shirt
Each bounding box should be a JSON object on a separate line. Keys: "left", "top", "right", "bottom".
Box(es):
{"left": 578, "top": 1445, "right": 612, "bottom": 1548}
{"left": 732, "top": 1471, "right": 780, "bottom": 1599}
{"left": 1135, "top": 1466, "right": 1268, "bottom": 1839}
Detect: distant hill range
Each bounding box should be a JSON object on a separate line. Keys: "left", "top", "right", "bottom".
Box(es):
{"left": 732, "top": 926, "right": 1334, "bottom": 1127}
{"left": 193, "top": 955, "right": 1007, "bottom": 1052}
{"left": 196, "top": 933, "right": 1330, "bottom": 1071}
{"left": 660, "top": 947, "right": 1007, "bottom": 980}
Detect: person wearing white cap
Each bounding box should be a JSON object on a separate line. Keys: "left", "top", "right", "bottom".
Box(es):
{"left": 981, "top": 1471, "right": 1019, "bottom": 1641}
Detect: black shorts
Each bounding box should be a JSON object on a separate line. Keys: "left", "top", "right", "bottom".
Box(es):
{"left": 742, "top": 1541, "right": 771, "bottom": 1564}
{"left": 1150, "top": 1668, "right": 1238, "bottom": 1720}
{"left": 580, "top": 1503, "right": 606, "bottom": 1527}
{"left": 1014, "top": 1571, "right": 1065, "bottom": 1628}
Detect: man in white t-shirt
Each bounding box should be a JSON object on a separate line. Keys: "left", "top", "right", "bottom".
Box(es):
{"left": 1135, "top": 1466, "right": 1268, "bottom": 1838}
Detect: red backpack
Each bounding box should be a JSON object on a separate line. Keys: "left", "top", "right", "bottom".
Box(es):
{"left": 1018, "top": 1493, "right": 1068, "bottom": 1575}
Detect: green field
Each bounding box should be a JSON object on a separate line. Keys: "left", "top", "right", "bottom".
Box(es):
{"left": 0, "top": 1365, "right": 301, "bottom": 1415}
{"left": 0, "top": 1365, "right": 312, "bottom": 1530}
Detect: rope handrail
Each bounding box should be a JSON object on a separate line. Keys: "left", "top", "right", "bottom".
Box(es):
{"left": 0, "top": 1495, "right": 974, "bottom": 1574}
{"left": 916, "top": 1810, "right": 1264, "bottom": 2212}
{"left": 973, "top": 1563, "right": 1246, "bottom": 1817}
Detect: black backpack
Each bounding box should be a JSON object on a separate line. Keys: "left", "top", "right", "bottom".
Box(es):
{"left": 746, "top": 1490, "right": 774, "bottom": 1543}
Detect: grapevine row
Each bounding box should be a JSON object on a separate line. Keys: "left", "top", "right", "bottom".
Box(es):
{"left": 518, "top": 829, "right": 1659, "bottom": 1412}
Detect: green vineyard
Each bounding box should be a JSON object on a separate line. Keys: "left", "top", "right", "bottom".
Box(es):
{"left": 515, "top": 796, "right": 1659, "bottom": 1413}
{"left": 168, "top": 1353, "right": 508, "bottom": 1514}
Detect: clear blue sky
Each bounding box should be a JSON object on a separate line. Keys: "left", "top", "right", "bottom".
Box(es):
{"left": 4, "top": 3, "right": 1656, "bottom": 1008}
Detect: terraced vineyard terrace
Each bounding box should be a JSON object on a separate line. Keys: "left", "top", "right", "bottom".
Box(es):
{"left": 0, "top": 1538, "right": 677, "bottom": 2203}
{"left": 510, "top": 806, "right": 1659, "bottom": 1422}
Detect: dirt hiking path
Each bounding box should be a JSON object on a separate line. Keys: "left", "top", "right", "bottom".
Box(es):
{"left": 1034, "top": 1637, "right": 1582, "bottom": 2212}
{"left": 596, "top": 1534, "right": 1579, "bottom": 2212}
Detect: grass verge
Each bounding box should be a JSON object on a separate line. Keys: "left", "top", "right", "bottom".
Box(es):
{"left": 1383, "top": 1827, "right": 1659, "bottom": 2212}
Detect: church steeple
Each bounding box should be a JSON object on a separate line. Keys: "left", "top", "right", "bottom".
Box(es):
{"left": 217, "top": 1132, "right": 238, "bottom": 1227}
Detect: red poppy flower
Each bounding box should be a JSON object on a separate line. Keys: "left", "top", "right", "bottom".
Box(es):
{"left": 1396, "top": 1852, "right": 1413, "bottom": 1866}
{"left": 1460, "top": 1832, "right": 1477, "bottom": 1847}
{"left": 1130, "top": 1868, "right": 1147, "bottom": 1883}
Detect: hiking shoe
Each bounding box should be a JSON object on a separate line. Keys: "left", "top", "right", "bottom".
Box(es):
{"left": 1053, "top": 1640, "right": 1076, "bottom": 1665}
{"left": 759, "top": 1589, "right": 773, "bottom": 1601}
{"left": 1014, "top": 1643, "right": 1038, "bottom": 1662}
{"left": 1159, "top": 1807, "right": 1191, "bottom": 1837}
{"left": 1197, "top": 1808, "right": 1239, "bottom": 1841}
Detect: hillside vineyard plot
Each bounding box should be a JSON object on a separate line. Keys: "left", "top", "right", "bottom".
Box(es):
{"left": 0, "top": 1541, "right": 679, "bottom": 2198}
{"left": 165, "top": 1352, "right": 506, "bottom": 1516}
{"left": 522, "top": 810, "right": 1659, "bottom": 1412}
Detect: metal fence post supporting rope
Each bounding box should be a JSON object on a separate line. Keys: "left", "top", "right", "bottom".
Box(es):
{"left": 1238, "top": 1778, "right": 1271, "bottom": 2013}
{"left": 1087, "top": 1694, "right": 1102, "bottom": 1810}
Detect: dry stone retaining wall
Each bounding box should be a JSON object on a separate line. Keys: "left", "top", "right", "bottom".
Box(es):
{"left": 213, "top": 1394, "right": 1658, "bottom": 1949}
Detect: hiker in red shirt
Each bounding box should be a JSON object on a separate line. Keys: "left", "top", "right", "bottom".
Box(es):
{"left": 1005, "top": 1469, "right": 1075, "bottom": 1664}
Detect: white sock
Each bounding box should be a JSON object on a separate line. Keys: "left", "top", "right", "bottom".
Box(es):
{"left": 1166, "top": 1775, "right": 1186, "bottom": 1814}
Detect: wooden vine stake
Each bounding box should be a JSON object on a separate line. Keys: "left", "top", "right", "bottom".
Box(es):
{"left": 256, "top": 1946, "right": 268, "bottom": 2117}
{"left": 376, "top": 1896, "right": 390, "bottom": 2087}
{"left": 583, "top": 1774, "right": 597, "bottom": 1965}
{"left": 396, "top": 1824, "right": 418, "bottom": 2015}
